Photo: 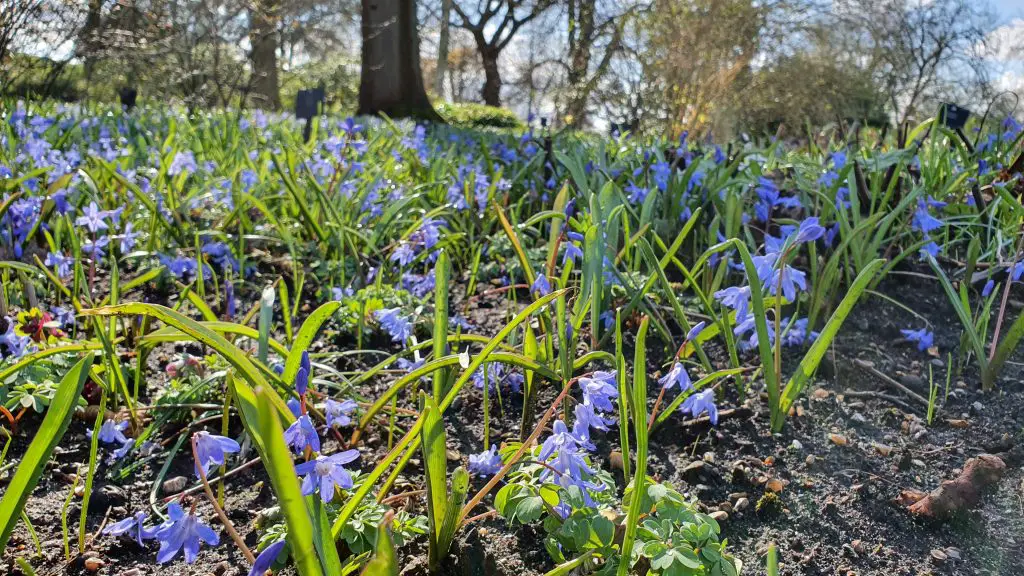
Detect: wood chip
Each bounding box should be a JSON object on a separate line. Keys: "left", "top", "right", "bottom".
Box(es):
{"left": 829, "top": 433, "right": 849, "bottom": 446}
{"left": 872, "top": 442, "right": 893, "bottom": 456}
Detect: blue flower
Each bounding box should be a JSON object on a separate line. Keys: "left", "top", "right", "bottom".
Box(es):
{"left": 919, "top": 237, "right": 940, "bottom": 259}
{"left": 658, "top": 362, "right": 692, "bottom": 391}
{"left": 224, "top": 282, "right": 236, "bottom": 319}
{"left": 248, "top": 540, "right": 287, "bottom": 576}
{"left": 1011, "top": 261, "right": 1024, "bottom": 282}
{"left": 901, "top": 327, "right": 934, "bottom": 351}
{"left": 294, "top": 449, "right": 359, "bottom": 504}
{"left": 571, "top": 403, "right": 615, "bottom": 452}
{"left": 982, "top": 279, "right": 996, "bottom": 297}
{"left": 793, "top": 217, "right": 824, "bottom": 244}
{"left": 390, "top": 243, "right": 416, "bottom": 266}
{"left": 193, "top": 431, "right": 240, "bottom": 478}
{"left": 154, "top": 502, "right": 219, "bottom": 564}
{"left": 562, "top": 242, "right": 583, "bottom": 266}
{"left": 714, "top": 285, "right": 751, "bottom": 315}
{"left": 324, "top": 398, "right": 358, "bottom": 428}
{"left": 468, "top": 445, "right": 503, "bottom": 477}
{"left": 539, "top": 420, "right": 579, "bottom": 461}
{"left": 626, "top": 182, "right": 649, "bottom": 204}
{"left": 766, "top": 264, "right": 807, "bottom": 302}
{"left": 103, "top": 511, "right": 157, "bottom": 547}
{"left": 912, "top": 200, "right": 943, "bottom": 233}
{"left": 686, "top": 321, "right": 706, "bottom": 342}
{"left": 90, "top": 419, "right": 130, "bottom": 444}
{"left": 577, "top": 371, "right": 618, "bottom": 412}
{"left": 531, "top": 274, "right": 551, "bottom": 297}
{"left": 680, "top": 389, "right": 719, "bottom": 424}
{"left": 284, "top": 415, "right": 320, "bottom": 454}
{"left": 0, "top": 319, "right": 32, "bottom": 358}
{"left": 108, "top": 439, "right": 135, "bottom": 464}
{"left": 82, "top": 236, "right": 110, "bottom": 261}
{"left": 287, "top": 398, "right": 301, "bottom": 417}
{"left": 779, "top": 317, "right": 819, "bottom": 347}
{"left": 374, "top": 308, "right": 412, "bottom": 344}
{"left": 75, "top": 201, "right": 108, "bottom": 233}
{"left": 118, "top": 222, "right": 141, "bottom": 253}
{"left": 201, "top": 241, "right": 239, "bottom": 272}
{"left": 52, "top": 306, "right": 75, "bottom": 328}
{"left": 450, "top": 315, "right": 474, "bottom": 331}
{"left": 168, "top": 151, "right": 198, "bottom": 177}
{"left": 44, "top": 251, "right": 73, "bottom": 278}
{"left": 295, "top": 350, "right": 311, "bottom": 396}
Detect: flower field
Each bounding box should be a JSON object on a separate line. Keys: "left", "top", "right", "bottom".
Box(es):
{"left": 0, "top": 102, "right": 1022, "bottom": 575}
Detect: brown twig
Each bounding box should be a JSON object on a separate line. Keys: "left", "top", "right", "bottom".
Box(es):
{"left": 164, "top": 456, "right": 263, "bottom": 501}
{"left": 458, "top": 376, "right": 579, "bottom": 526}
{"left": 841, "top": 389, "right": 919, "bottom": 414}
{"left": 852, "top": 359, "right": 930, "bottom": 406}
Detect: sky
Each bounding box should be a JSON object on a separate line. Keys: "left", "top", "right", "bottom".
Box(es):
{"left": 985, "top": 0, "right": 1024, "bottom": 101}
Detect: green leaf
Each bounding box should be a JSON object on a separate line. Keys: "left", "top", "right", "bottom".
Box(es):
{"left": 282, "top": 301, "right": 342, "bottom": 387}
{"left": 0, "top": 353, "right": 93, "bottom": 553}
{"left": 432, "top": 251, "right": 450, "bottom": 400}
{"left": 254, "top": 385, "right": 323, "bottom": 576}
{"left": 80, "top": 303, "right": 293, "bottom": 422}
{"left": 986, "top": 307, "right": 1024, "bottom": 389}
{"left": 141, "top": 322, "right": 290, "bottom": 359}
{"left": 778, "top": 259, "right": 885, "bottom": 427}
{"left": 360, "top": 516, "right": 399, "bottom": 576}
{"left": 925, "top": 255, "right": 986, "bottom": 377}
{"left": 618, "top": 317, "right": 650, "bottom": 576}
{"left": 420, "top": 395, "right": 448, "bottom": 542}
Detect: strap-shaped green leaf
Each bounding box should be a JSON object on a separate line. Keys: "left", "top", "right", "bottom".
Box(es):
{"left": 254, "top": 385, "right": 323, "bottom": 576}
{"left": 0, "top": 353, "right": 93, "bottom": 553}
{"left": 282, "top": 300, "right": 342, "bottom": 386}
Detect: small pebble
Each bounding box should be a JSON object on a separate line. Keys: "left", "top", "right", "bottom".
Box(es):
{"left": 84, "top": 557, "right": 105, "bottom": 572}
{"left": 163, "top": 476, "right": 188, "bottom": 494}
{"left": 829, "top": 433, "right": 848, "bottom": 446}
{"left": 734, "top": 497, "right": 750, "bottom": 512}
{"left": 709, "top": 510, "right": 728, "bottom": 522}
{"left": 930, "top": 549, "right": 948, "bottom": 564}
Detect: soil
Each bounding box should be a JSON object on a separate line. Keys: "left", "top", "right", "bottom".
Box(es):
{"left": 3, "top": 263, "right": 1024, "bottom": 576}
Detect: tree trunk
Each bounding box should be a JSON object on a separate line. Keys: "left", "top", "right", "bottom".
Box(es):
{"left": 359, "top": 0, "right": 440, "bottom": 120}
{"left": 81, "top": 0, "right": 103, "bottom": 83}
{"left": 480, "top": 49, "right": 501, "bottom": 107}
{"left": 249, "top": 0, "right": 281, "bottom": 110}
{"left": 434, "top": 0, "right": 451, "bottom": 98}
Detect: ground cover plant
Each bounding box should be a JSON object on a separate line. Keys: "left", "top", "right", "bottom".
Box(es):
{"left": 0, "top": 101, "right": 1022, "bottom": 576}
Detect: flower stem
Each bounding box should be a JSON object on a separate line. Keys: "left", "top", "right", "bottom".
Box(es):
{"left": 190, "top": 436, "right": 255, "bottom": 564}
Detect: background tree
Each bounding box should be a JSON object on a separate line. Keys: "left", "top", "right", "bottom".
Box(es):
{"left": 561, "top": 0, "right": 643, "bottom": 127}
{"left": 249, "top": 0, "right": 281, "bottom": 109}
{"left": 358, "top": 0, "right": 438, "bottom": 119}
{"left": 451, "top": 0, "right": 558, "bottom": 106}
{"left": 832, "top": 0, "right": 994, "bottom": 125}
